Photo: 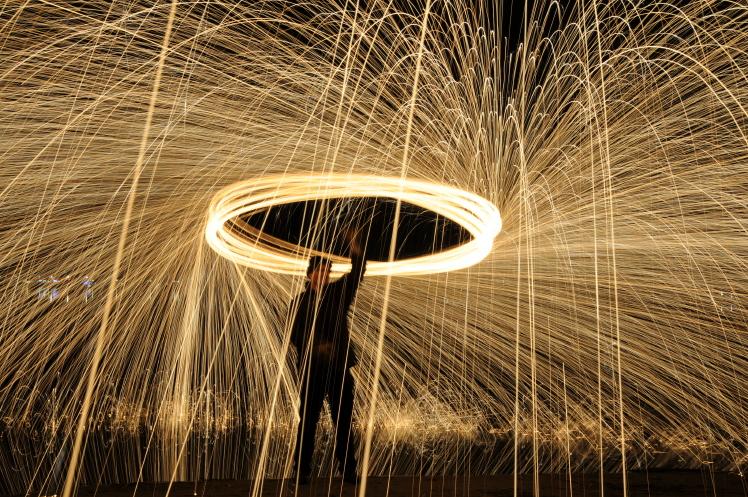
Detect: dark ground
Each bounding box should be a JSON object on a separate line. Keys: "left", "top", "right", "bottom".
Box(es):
{"left": 61, "top": 472, "right": 747, "bottom": 497}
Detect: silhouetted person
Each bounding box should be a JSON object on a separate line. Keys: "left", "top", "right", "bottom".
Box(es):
{"left": 289, "top": 229, "right": 366, "bottom": 485}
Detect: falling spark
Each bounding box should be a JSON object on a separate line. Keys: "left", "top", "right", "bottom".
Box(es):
{"left": 0, "top": 1, "right": 747, "bottom": 496}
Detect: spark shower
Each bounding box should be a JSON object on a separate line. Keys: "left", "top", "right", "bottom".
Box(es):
{"left": 0, "top": 1, "right": 746, "bottom": 496}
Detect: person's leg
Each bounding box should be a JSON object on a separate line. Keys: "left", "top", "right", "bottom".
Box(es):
{"left": 294, "top": 367, "right": 325, "bottom": 479}
{"left": 329, "top": 367, "right": 357, "bottom": 479}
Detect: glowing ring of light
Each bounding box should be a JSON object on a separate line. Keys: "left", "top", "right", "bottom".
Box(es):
{"left": 205, "top": 173, "right": 501, "bottom": 276}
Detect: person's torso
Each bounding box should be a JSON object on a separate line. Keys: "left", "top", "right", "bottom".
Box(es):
{"left": 295, "top": 279, "right": 356, "bottom": 367}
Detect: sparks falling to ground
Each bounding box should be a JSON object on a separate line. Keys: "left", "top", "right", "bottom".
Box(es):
{"left": 0, "top": 1, "right": 746, "bottom": 496}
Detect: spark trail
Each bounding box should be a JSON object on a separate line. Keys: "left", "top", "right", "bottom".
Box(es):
{"left": 0, "top": 1, "right": 746, "bottom": 495}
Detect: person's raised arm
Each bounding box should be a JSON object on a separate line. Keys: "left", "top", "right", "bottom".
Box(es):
{"left": 341, "top": 227, "right": 367, "bottom": 303}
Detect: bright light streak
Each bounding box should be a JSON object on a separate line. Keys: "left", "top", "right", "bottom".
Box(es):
{"left": 205, "top": 173, "right": 501, "bottom": 276}
{"left": 0, "top": 0, "right": 747, "bottom": 494}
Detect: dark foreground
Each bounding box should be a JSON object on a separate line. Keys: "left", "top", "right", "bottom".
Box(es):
{"left": 63, "top": 471, "right": 747, "bottom": 497}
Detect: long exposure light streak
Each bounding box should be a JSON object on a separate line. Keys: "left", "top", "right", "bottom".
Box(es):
{"left": 205, "top": 173, "right": 501, "bottom": 275}
{"left": 61, "top": 3, "right": 178, "bottom": 497}
{"left": 0, "top": 1, "right": 747, "bottom": 496}
{"left": 360, "top": 3, "right": 433, "bottom": 496}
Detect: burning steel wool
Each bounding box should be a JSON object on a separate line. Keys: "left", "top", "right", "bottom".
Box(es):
{"left": 204, "top": 173, "right": 501, "bottom": 275}
{"left": 0, "top": 1, "right": 746, "bottom": 496}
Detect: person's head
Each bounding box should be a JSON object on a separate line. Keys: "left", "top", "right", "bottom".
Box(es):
{"left": 307, "top": 256, "right": 332, "bottom": 290}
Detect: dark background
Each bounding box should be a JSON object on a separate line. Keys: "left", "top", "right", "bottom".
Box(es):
{"left": 240, "top": 198, "right": 471, "bottom": 261}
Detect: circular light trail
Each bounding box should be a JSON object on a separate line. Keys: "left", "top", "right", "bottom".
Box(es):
{"left": 205, "top": 173, "right": 501, "bottom": 276}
